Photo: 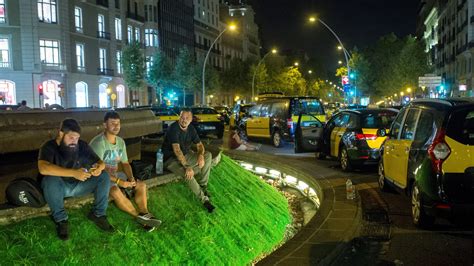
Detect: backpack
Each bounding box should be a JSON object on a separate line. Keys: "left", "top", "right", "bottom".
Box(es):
{"left": 130, "top": 160, "right": 154, "bottom": 180}
{"left": 6, "top": 178, "right": 46, "bottom": 208}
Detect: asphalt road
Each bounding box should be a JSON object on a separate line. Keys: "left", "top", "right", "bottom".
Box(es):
{"left": 207, "top": 132, "right": 473, "bottom": 265}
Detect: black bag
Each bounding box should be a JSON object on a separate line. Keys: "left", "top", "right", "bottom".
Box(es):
{"left": 130, "top": 160, "right": 154, "bottom": 180}
{"left": 6, "top": 177, "right": 46, "bottom": 208}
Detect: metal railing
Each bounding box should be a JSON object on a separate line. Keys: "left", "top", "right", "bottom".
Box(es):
{"left": 97, "top": 31, "right": 111, "bottom": 40}
{"left": 97, "top": 68, "right": 115, "bottom": 76}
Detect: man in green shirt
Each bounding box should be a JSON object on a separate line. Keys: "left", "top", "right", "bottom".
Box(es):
{"left": 90, "top": 111, "right": 161, "bottom": 231}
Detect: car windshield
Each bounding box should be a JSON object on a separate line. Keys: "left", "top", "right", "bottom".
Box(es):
{"left": 192, "top": 108, "right": 218, "bottom": 115}
{"left": 361, "top": 112, "right": 397, "bottom": 128}
{"left": 240, "top": 105, "right": 254, "bottom": 113}
{"left": 446, "top": 108, "right": 474, "bottom": 145}
{"left": 214, "top": 106, "right": 227, "bottom": 112}
{"left": 292, "top": 99, "right": 324, "bottom": 115}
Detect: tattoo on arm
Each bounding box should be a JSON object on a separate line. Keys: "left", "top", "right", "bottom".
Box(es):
{"left": 196, "top": 142, "right": 205, "bottom": 156}
{"left": 172, "top": 144, "right": 188, "bottom": 167}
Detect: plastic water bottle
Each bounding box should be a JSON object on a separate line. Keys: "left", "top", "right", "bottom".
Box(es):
{"left": 156, "top": 149, "right": 163, "bottom": 175}
{"left": 346, "top": 179, "right": 355, "bottom": 200}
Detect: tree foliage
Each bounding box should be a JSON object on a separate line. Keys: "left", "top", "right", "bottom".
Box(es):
{"left": 122, "top": 42, "right": 145, "bottom": 91}
{"left": 147, "top": 50, "right": 173, "bottom": 104}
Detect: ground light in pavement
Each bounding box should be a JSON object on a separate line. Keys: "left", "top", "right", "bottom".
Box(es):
{"left": 237, "top": 161, "right": 321, "bottom": 210}
{"left": 0, "top": 156, "right": 291, "bottom": 265}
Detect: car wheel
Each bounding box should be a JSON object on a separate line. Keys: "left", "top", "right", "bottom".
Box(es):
{"left": 378, "top": 161, "right": 390, "bottom": 192}
{"left": 411, "top": 182, "right": 435, "bottom": 228}
{"left": 272, "top": 130, "right": 282, "bottom": 148}
{"left": 340, "top": 147, "right": 353, "bottom": 171}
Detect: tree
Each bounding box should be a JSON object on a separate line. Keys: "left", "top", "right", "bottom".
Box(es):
{"left": 349, "top": 51, "right": 372, "bottom": 97}
{"left": 173, "top": 46, "right": 197, "bottom": 105}
{"left": 250, "top": 63, "right": 269, "bottom": 96}
{"left": 221, "top": 58, "right": 251, "bottom": 98}
{"left": 147, "top": 50, "right": 172, "bottom": 105}
{"left": 122, "top": 42, "right": 145, "bottom": 96}
{"left": 274, "top": 66, "right": 305, "bottom": 95}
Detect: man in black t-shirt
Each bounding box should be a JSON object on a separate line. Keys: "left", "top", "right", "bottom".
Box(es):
{"left": 38, "top": 118, "right": 114, "bottom": 240}
{"left": 162, "top": 109, "right": 215, "bottom": 213}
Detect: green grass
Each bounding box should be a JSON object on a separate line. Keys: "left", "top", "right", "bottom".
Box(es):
{"left": 0, "top": 155, "right": 291, "bottom": 265}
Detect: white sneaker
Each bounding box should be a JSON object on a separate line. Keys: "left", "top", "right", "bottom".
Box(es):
{"left": 136, "top": 213, "right": 162, "bottom": 228}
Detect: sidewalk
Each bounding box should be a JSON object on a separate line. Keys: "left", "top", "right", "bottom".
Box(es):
{"left": 225, "top": 150, "right": 362, "bottom": 265}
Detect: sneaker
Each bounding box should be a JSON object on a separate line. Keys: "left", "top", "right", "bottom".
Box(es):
{"left": 87, "top": 212, "right": 115, "bottom": 232}
{"left": 55, "top": 220, "right": 69, "bottom": 240}
{"left": 203, "top": 200, "right": 215, "bottom": 213}
{"left": 136, "top": 213, "right": 162, "bottom": 228}
{"left": 143, "top": 225, "right": 156, "bottom": 232}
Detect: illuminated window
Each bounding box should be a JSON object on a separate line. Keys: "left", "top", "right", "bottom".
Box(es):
{"left": 0, "top": 37, "right": 10, "bottom": 68}
{"left": 144, "top": 29, "right": 158, "bottom": 47}
{"left": 127, "top": 25, "right": 133, "bottom": 42}
{"left": 74, "top": 6, "right": 82, "bottom": 32}
{"left": 99, "top": 48, "right": 106, "bottom": 71}
{"left": 0, "top": 0, "right": 6, "bottom": 24}
{"left": 116, "top": 50, "right": 122, "bottom": 74}
{"left": 38, "top": 0, "right": 57, "bottom": 23}
{"left": 39, "top": 39, "right": 60, "bottom": 66}
{"left": 76, "top": 43, "right": 85, "bottom": 71}
{"left": 115, "top": 18, "right": 122, "bottom": 40}
{"left": 0, "top": 80, "right": 16, "bottom": 105}
{"left": 98, "top": 14, "right": 105, "bottom": 37}
{"left": 135, "top": 27, "right": 140, "bottom": 42}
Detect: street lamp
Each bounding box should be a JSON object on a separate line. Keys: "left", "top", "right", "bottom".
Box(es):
{"left": 308, "top": 70, "right": 313, "bottom": 74}
{"left": 202, "top": 24, "right": 236, "bottom": 105}
{"left": 338, "top": 60, "right": 343, "bottom": 65}
{"left": 251, "top": 48, "right": 277, "bottom": 100}
{"left": 309, "top": 16, "right": 353, "bottom": 101}
{"left": 294, "top": 62, "right": 299, "bottom": 66}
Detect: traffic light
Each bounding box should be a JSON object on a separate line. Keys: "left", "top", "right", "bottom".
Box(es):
{"left": 349, "top": 73, "right": 355, "bottom": 79}
{"left": 38, "top": 84, "right": 43, "bottom": 96}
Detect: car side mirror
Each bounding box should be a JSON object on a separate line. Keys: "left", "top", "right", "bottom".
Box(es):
{"left": 377, "top": 128, "right": 387, "bottom": 137}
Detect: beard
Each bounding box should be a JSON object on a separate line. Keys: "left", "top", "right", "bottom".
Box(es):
{"left": 59, "top": 138, "right": 79, "bottom": 162}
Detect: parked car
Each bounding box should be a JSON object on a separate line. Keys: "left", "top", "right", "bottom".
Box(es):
{"left": 294, "top": 108, "right": 398, "bottom": 171}
{"left": 190, "top": 106, "right": 225, "bottom": 139}
{"left": 242, "top": 96, "right": 326, "bottom": 147}
{"left": 378, "top": 98, "right": 474, "bottom": 227}
{"left": 229, "top": 103, "right": 255, "bottom": 128}
{"left": 213, "top": 105, "right": 231, "bottom": 124}
{"left": 150, "top": 106, "right": 180, "bottom": 135}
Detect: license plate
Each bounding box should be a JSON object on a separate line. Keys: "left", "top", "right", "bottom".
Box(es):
{"left": 203, "top": 126, "right": 215, "bottom": 130}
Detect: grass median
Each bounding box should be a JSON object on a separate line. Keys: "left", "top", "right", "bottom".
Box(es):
{"left": 0, "top": 155, "right": 291, "bottom": 264}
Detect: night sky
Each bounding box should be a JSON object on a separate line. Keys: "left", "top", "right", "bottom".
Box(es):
{"left": 249, "top": 0, "right": 421, "bottom": 75}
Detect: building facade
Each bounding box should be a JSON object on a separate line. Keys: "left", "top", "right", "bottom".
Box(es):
{"left": 0, "top": 0, "right": 153, "bottom": 108}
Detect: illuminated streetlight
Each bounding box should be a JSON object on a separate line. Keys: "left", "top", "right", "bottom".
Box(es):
{"left": 338, "top": 60, "right": 343, "bottom": 65}
{"left": 202, "top": 23, "right": 236, "bottom": 105}
{"left": 400, "top": 91, "right": 404, "bottom": 96}
{"left": 394, "top": 93, "right": 397, "bottom": 97}
{"left": 406, "top": 87, "right": 412, "bottom": 93}
{"left": 252, "top": 48, "right": 277, "bottom": 99}
{"left": 294, "top": 62, "right": 299, "bottom": 66}
{"left": 308, "top": 70, "right": 313, "bottom": 74}
{"left": 337, "top": 46, "right": 342, "bottom": 50}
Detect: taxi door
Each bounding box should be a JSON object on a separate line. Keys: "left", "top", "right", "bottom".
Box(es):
{"left": 245, "top": 104, "right": 261, "bottom": 137}
{"left": 383, "top": 109, "right": 418, "bottom": 189}
{"left": 258, "top": 103, "right": 272, "bottom": 138}
{"left": 294, "top": 113, "right": 324, "bottom": 152}
{"left": 330, "top": 113, "right": 350, "bottom": 157}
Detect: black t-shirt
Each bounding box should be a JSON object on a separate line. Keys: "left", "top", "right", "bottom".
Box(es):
{"left": 162, "top": 121, "right": 200, "bottom": 161}
{"left": 38, "top": 139, "right": 101, "bottom": 170}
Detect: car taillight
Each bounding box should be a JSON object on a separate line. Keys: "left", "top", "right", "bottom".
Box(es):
{"left": 287, "top": 118, "right": 293, "bottom": 130}
{"left": 355, "top": 133, "right": 377, "bottom": 140}
{"left": 428, "top": 129, "right": 451, "bottom": 173}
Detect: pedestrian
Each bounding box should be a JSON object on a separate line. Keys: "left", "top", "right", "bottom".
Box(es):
{"left": 229, "top": 126, "right": 261, "bottom": 151}
{"left": 90, "top": 111, "right": 162, "bottom": 232}
{"left": 161, "top": 108, "right": 215, "bottom": 213}
{"left": 38, "top": 118, "right": 114, "bottom": 240}
{"left": 17, "top": 100, "right": 31, "bottom": 111}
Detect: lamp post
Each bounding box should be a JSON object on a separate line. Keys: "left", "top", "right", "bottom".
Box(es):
{"left": 309, "top": 16, "right": 353, "bottom": 101}
{"left": 251, "top": 48, "right": 277, "bottom": 100}
{"left": 202, "top": 24, "right": 236, "bottom": 105}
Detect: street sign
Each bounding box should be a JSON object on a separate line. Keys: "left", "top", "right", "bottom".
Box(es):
{"left": 341, "top": 76, "right": 349, "bottom": 85}
{"left": 418, "top": 75, "right": 442, "bottom": 87}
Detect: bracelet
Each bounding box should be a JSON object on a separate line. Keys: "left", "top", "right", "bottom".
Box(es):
{"left": 115, "top": 178, "right": 120, "bottom": 185}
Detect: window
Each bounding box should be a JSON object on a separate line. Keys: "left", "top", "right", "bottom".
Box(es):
{"left": 75, "top": 82, "right": 88, "bottom": 107}
{"left": 390, "top": 110, "right": 406, "bottom": 139}
{"left": 39, "top": 39, "right": 60, "bottom": 65}
{"left": 400, "top": 109, "right": 420, "bottom": 140}
{"left": 0, "top": 0, "right": 6, "bottom": 24}
{"left": 115, "top": 18, "right": 122, "bottom": 40}
{"left": 414, "top": 111, "right": 434, "bottom": 143}
{"left": 135, "top": 27, "right": 140, "bottom": 42}
{"left": 144, "top": 29, "right": 158, "bottom": 47}
{"left": 74, "top": 7, "right": 82, "bottom": 32}
{"left": 0, "top": 80, "right": 16, "bottom": 105}
{"left": 361, "top": 112, "right": 398, "bottom": 129}
{"left": 98, "top": 14, "right": 105, "bottom": 37}
{"left": 0, "top": 37, "right": 10, "bottom": 68}
{"left": 127, "top": 25, "right": 133, "bottom": 42}
{"left": 145, "top": 56, "right": 152, "bottom": 74}
{"left": 116, "top": 50, "right": 122, "bottom": 74}
{"left": 38, "top": 0, "right": 57, "bottom": 23}
{"left": 144, "top": 4, "right": 148, "bottom": 21}
{"left": 249, "top": 104, "right": 261, "bottom": 117}
{"left": 75, "top": 43, "right": 85, "bottom": 71}
{"left": 99, "top": 48, "right": 106, "bottom": 71}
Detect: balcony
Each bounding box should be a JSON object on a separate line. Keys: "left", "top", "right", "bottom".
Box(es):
{"left": 126, "top": 12, "right": 145, "bottom": 23}
{"left": 0, "top": 62, "right": 11, "bottom": 68}
{"left": 97, "top": 31, "right": 111, "bottom": 40}
{"left": 97, "top": 68, "right": 114, "bottom": 76}
{"left": 41, "top": 62, "right": 67, "bottom": 71}
{"left": 96, "top": 0, "right": 108, "bottom": 8}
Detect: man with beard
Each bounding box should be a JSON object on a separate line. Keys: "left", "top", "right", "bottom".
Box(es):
{"left": 38, "top": 118, "right": 114, "bottom": 240}
{"left": 162, "top": 108, "right": 215, "bottom": 213}
{"left": 90, "top": 111, "right": 161, "bottom": 232}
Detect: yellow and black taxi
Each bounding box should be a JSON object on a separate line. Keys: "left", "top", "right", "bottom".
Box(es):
{"left": 229, "top": 103, "right": 255, "bottom": 127}
{"left": 294, "top": 108, "right": 398, "bottom": 171}
{"left": 150, "top": 106, "right": 180, "bottom": 135}
{"left": 242, "top": 96, "right": 326, "bottom": 147}
{"left": 190, "top": 106, "right": 225, "bottom": 139}
{"left": 378, "top": 98, "right": 474, "bottom": 227}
